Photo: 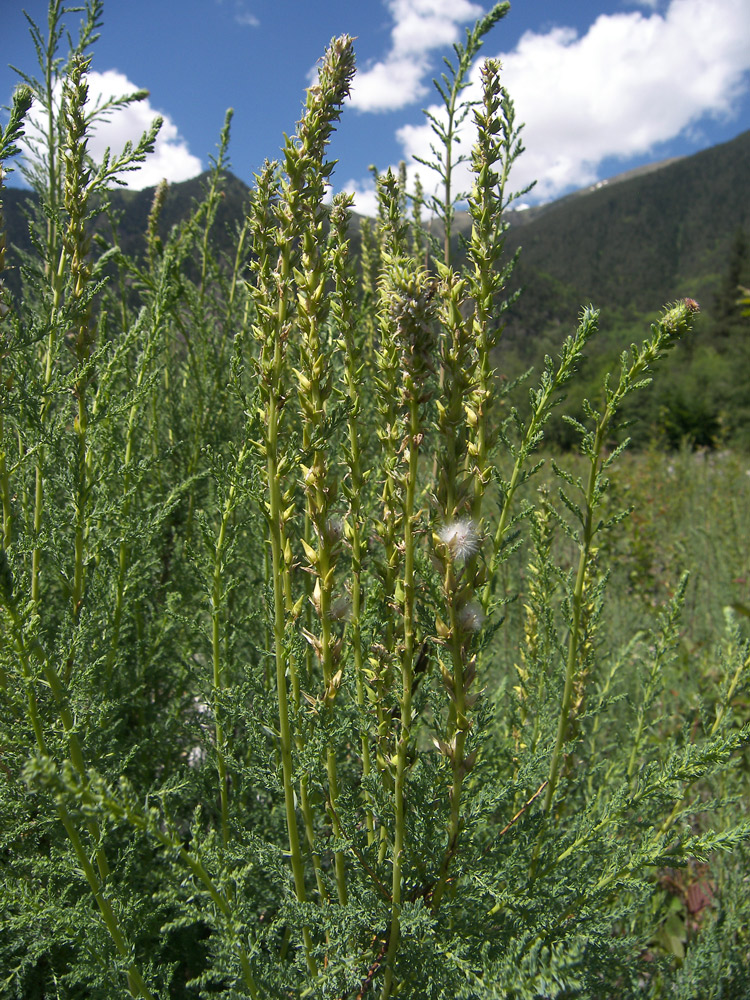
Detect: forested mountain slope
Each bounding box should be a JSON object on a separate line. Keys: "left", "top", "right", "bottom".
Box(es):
{"left": 499, "top": 129, "right": 750, "bottom": 350}
{"left": 3, "top": 130, "right": 748, "bottom": 445}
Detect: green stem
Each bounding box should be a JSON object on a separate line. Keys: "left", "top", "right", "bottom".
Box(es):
{"left": 9, "top": 610, "right": 151, "bottom": 997}
{"left": 212, "top": 487, "right": 235, "bottom": 845}
{"left": 268, "top": 389, "right": 317, "bottom": 976}
{"left": 43, "top": 4, "right": 60, "bottom": 282}
{"left": 0, "top": 415, "right": 12, "bottom": 548}
{"left": 6, "top": 591, "right": 111, "bottom": 882}
{"left": 350, "top": 506, "right": 375, "bottom": 844}
{"left": 543, "top": 420, "right": 607, "bottom": 816}
{"left": 654, "top": 648, "right": 750, "bottom": 840}
{"left": 108, "top": 369, "right": 143, "bottom": 676}
{"left": 316, "top": 531, "right": 348, "bottom": 904}
{"left": 711, "top": 650, "right": 748, "bottom": 738}
{"left": 29, "top": 4, "right": 71, "bottom": 604}
{"left": 210, "top": 442, "right": 248, "bottom": 845}
{"left": 57, "top": 801, "right": 155, "bottom": 999}
{"left": 430, "top": 594, "right": 469, "bottom": 912}
{"left": 96, "top": 783, "right": 260, "bottom": 998}
{"left": 483, "top": 407, "right": 546, "bottom": 612}
{"left": 381, "top": 394, "right": 420, "bottom": 1000}
{"left": 338, "top": 291, "right": 368, "bottom": 817}
{"left": 626, "top": 647, "right": 661, "bottom": 788}
{"left": 300, "top": 774, "right": 329, "bottom": 905}
{"left": 482, "top": 309, "right": 599, "bottom": 616}
{"left": 31, "top": 247, "right": 66, "bottom": 605}
{"left": 70, "top": 382, "right": 87, "bottom": 638}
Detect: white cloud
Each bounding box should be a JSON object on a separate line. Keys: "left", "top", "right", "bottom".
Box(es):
{"left": 349, "top": 0, "right": 483, "bottom": 112}
{"left": 349, "top": 59, "right": 428, "bottom": 114}
{"left": 348, "top": 0, "right": 750, "bottom": 212}
{"left": 214, "top": 0, "right": 260, "bottom": 28}
{"left": 495, "top": 0, "right": 750, "bottom": 200}
{"left": 235, "top": 11, "right": 260, "bottom": 27}
{"left": 339, "top": 177, "right": 381, "bottom": 219}
{"left": 22, "top": 69, "right": 202, "bottom": 190}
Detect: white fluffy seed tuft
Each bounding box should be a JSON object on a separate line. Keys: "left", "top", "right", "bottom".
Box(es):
{"left": 438, "top": 518, "right": 479, "bottom": 560}
{"left": 457, "top": 601, "right": 485, "bottom": 633}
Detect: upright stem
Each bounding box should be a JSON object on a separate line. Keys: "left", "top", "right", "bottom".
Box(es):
{"left": 9, "top": 599, "right": 111, "bottom": 883}
{"left": 31, "top": 246, "right": 66, "bottom": 605}
{"left": 267, "top": 387, "right": 317, "bottom": 976}
{"left": 8, "top": 602, "right": 151, "bottom": 998}
{"left": 69, "top": 378, "right": 88, "bottom": 650}
{"left": 346, "top": 430, "right": 375, "bottom": 842}
{"left": 57, "top": 802, "right": 155, "bottom": 999}
{"left": 108, "top": 333, "right": 151, "bottom": 674}
{"left": 482, "top": 309, "right": 599, "bottom": 614}
{"left": 381, "top": 393, "right": 420, "bottom": 1000}
{"left": 335, "top": 210, "right": 372, "bottom": 829}
{"left": 544, "top": 420, "right": 607, "bottom": 815}
{"left": 317, "top": 529, "right": 348, "bottom": 903}
{"left": 43, "top": 3, "right": 60, "bottom": 282}
{"left": 431, "top": 637, "right": 467, "bottom": 910}
{"left": 211, "top": 444, "right": 248, "bottom": 847}
{"left": 0, "top": 413, "right": 12, "bottom": 549}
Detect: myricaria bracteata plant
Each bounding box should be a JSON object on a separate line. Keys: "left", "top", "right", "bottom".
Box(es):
{"left": 1, "top": 3, "right": 749, "bottom": 998}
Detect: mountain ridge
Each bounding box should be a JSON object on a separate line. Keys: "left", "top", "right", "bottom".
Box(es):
{"left": 3, "top": 129, "right": 748, "bottom": 334}
{"left": 502, "top": 129, "right": 749, "bottom": 318}
{"left": 2, "top": 128, "right": 749, "bottom": 447}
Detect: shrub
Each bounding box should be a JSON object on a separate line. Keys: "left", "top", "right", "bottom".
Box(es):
{"left": 1, "top": 3, "right": 749, "bottom": 998}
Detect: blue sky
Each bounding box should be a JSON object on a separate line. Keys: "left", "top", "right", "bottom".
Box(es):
{"left": 2, "top": 0, "right": 749, "bottom": 215}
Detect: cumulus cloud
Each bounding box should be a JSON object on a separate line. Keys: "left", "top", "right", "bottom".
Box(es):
{"left": 339, "top": 178, "right": 381, "bottom": 219}
{"left": 349, "top": 0, "right": 483, "bottom": 112}
{"left": 494, "top": 0, "right": 750, "bottom": 200}
{"left": 22, "top": 69, "right": 202, "bottom": 190}
{"left": 344, "top": 0, "right": 750, "bottom": 213}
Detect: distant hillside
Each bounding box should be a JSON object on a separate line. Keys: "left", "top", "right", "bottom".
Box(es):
{"left": 499, "top": 130, "right": 750, "bottom": 346}
{"left": 3, "top": 131, "right": 749, "bottom": 446}
{"left": 492, "top": 131, "right": 750, "bottom": 448}
{"left": 0, "top": 169, "right": 252, "bottom": 274}
{"left": 4, "top": 130, "right": 747, "bottom": 312}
